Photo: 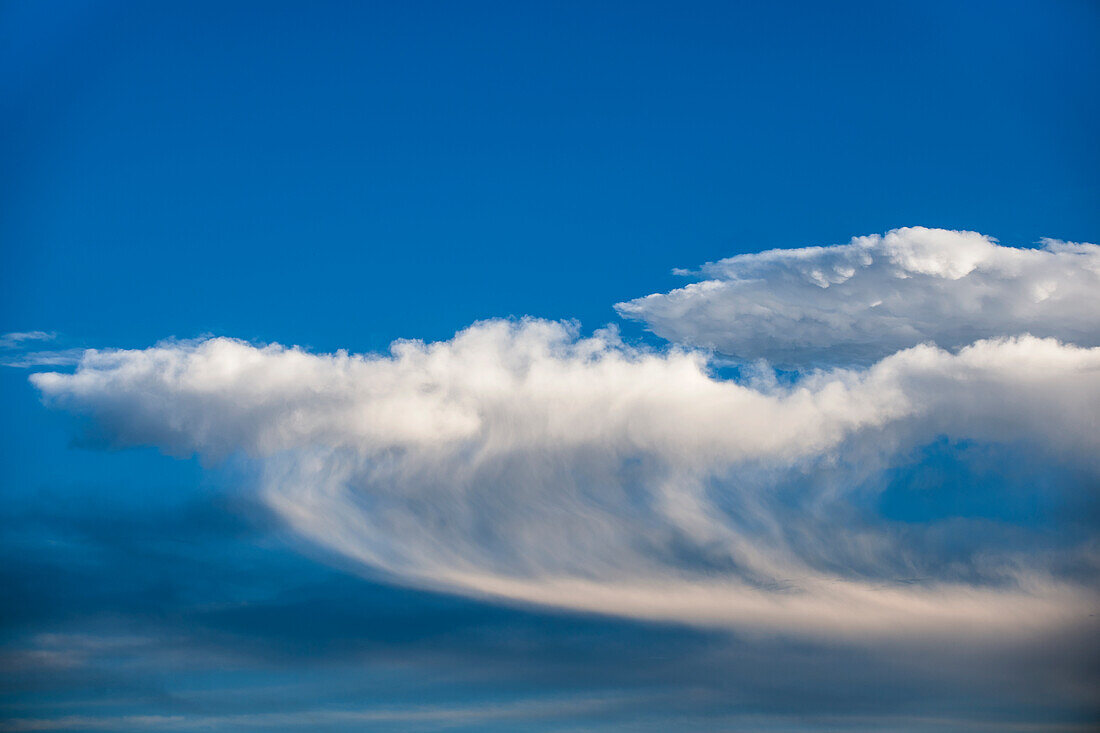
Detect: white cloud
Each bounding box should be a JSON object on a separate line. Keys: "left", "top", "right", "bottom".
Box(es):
{"left": 1, "top": 349, "right": 85, "bottom": 368}
{"left": 0, "top": 331, "right": 56, "bottom": 349}
{"left": 30, "top": 321, "right": 1100, "bottom": 640}
{"left": 615, "top": 227, "right": 1100, "bottom": 366}
{"left": 0, "top": 331, "right": 83, "bottom": 368}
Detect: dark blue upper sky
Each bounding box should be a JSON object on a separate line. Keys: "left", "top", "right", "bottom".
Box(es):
{"left": 1, "top": 2, "right": 1098, "bottom": 731}
{"left": 3, "top": 0, "right": 1097, "bottom": 351}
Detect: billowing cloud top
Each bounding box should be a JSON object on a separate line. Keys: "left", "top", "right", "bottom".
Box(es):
{"left": 616, "top": 227, "right": 1100, "bottom": 365}
{"left": 27, "top": 228, "right": 1100, "bottom": 643}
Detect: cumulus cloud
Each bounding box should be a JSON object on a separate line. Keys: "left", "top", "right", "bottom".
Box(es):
{"left": 615, "top": 227, "right": 1100, "bottom": 366}
{"left": 30, "top": 320, "right": 1100, "bottom": 640}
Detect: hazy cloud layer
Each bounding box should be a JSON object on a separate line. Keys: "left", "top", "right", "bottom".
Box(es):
{"left": 616, "top": 227, "right": 1100, "bottom": 365}
{"left": 31, "top": 320, "right": 1100, "bottom": 640}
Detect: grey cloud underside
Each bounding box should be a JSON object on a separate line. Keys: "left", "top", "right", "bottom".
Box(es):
{"left": 615, "top": 227, "right": 1100, "bottom": 366}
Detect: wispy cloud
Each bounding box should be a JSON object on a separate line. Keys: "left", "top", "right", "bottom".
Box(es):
{"left": 29, "top": 319, "right": 1100, "bottom": 639}
{"left": 1, "top": 349, "right": 85, "bottom": 368}
{"left": 0, "top": 331, "right": 56, "bottom": 349}
{"left": 0, "top": 331, "right": 82, "bottom": 368}
{"left": 0, "top": 695, "right": 637, "bottom": 731}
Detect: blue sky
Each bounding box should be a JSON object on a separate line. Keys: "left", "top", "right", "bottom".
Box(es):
{"left": 2, "top": 2, "right": 1099, "bottom": 731}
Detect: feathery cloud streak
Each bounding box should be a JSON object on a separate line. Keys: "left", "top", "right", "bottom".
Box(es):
{"left": 30, "top": 308, "right": 1100, "bottom": 638}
